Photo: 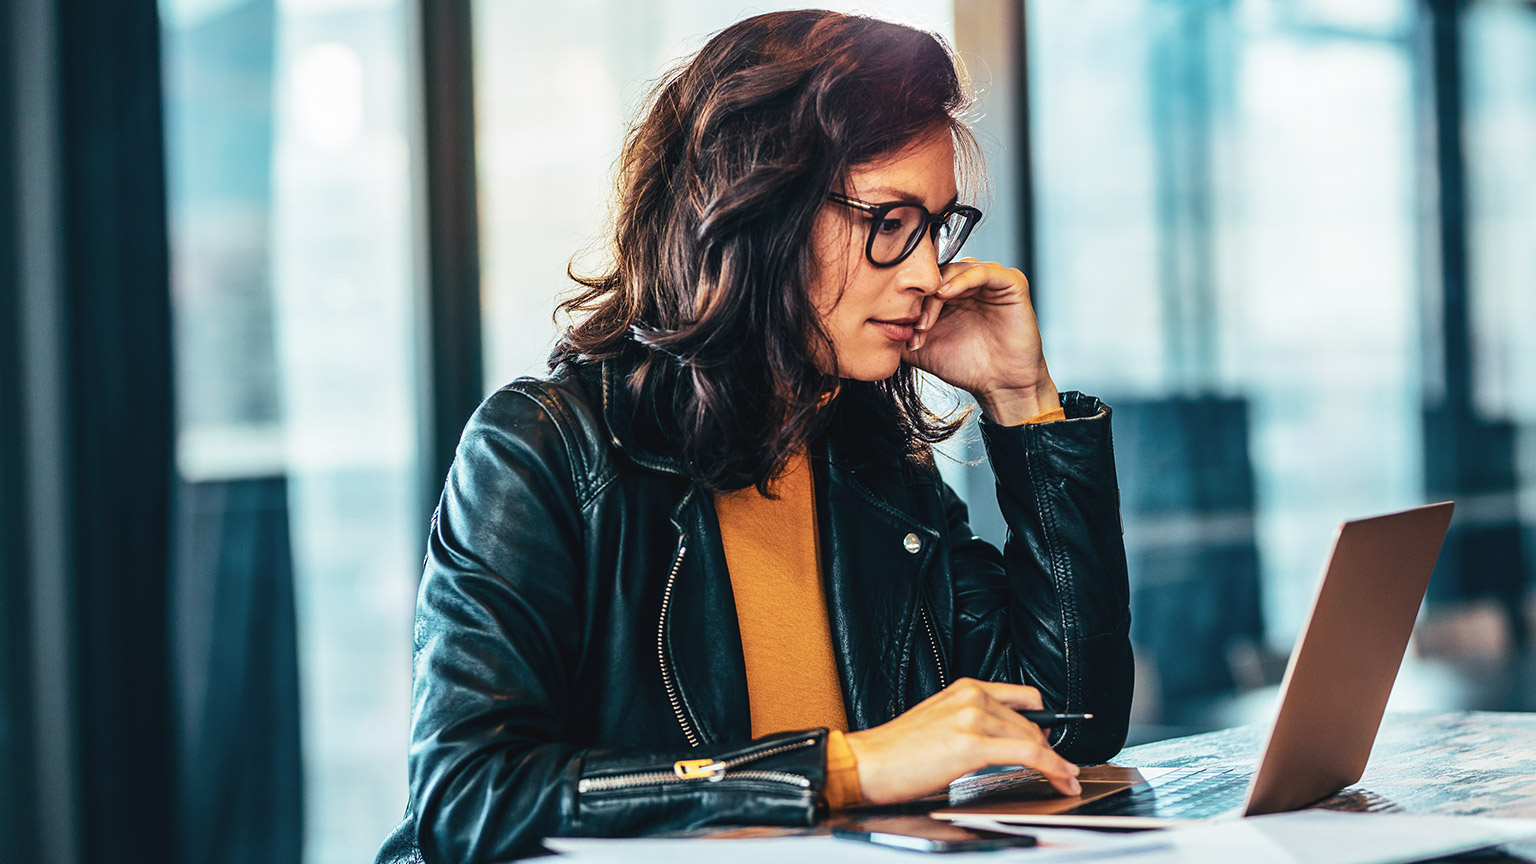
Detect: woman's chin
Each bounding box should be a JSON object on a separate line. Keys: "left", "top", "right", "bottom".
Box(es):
{"left": 838, "top": 353, "right": 905, "bottom": 382}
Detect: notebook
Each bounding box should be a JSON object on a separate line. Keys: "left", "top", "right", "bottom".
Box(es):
{"left": 933, "top": 501, "right": 1455, "bottom": 829}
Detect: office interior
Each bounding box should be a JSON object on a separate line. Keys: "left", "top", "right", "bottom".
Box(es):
{"left": 3, "top": 0, "right": 1533, "bottom": 862}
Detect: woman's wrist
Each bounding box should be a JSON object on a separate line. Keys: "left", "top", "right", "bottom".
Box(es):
{"left": 974, "top": 376, "right": 1060, "bottom": 426}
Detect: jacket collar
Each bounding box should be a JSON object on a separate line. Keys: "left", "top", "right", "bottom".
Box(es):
{"left": 597, "top": 357, "right": 689, "bottom": 476}
{"left": 595, "top": 355, "right": 937, "bottom": 483}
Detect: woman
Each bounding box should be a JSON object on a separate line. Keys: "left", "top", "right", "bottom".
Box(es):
{"left": 379, "top": 10, "right": 1131, "bottom": 863}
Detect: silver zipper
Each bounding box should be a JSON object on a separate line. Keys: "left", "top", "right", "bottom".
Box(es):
{"left": 656, "top": 537, "right": 701, "bottom": 748}
{"left": 922, "top": 605, "right": 948, "bottom": 690}
{"left": 578, "top": 737, "right": 817, "bottom": 794}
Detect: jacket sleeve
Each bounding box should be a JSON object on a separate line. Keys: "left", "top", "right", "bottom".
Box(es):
{"left": 945, "top": 390, "right": 1133, "bottom": 763}
{"left": 404, "top": 386, "right": 826, "bottom": 863}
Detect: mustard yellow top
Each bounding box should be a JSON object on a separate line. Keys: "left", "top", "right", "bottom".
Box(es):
{"left": 712, "top": 403, "right": 1067, "bottom": 809}
{"left": 715, "top": 448, "right": 863, "bottom": 807}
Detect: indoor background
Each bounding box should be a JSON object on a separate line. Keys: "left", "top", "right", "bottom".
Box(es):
{"left": 4, "top": 1, "right": 1534, "bottom": 863}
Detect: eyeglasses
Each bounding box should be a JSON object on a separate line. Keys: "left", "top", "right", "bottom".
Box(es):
{"left": 827, "top": 193, "right": 983, "bottom": 268}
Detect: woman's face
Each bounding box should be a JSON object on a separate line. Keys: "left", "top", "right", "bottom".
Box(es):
{"left": 809, "top": 128, "right": 957, "bottom": 382}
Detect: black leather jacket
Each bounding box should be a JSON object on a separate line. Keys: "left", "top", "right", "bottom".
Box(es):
{"left": 378, "top": 359, "right": 1132, "bottom": 863}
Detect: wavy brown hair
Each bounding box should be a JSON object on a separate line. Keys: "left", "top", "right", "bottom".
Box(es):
{"left": 552, "top": 10, "right": 979, "bottom": 494}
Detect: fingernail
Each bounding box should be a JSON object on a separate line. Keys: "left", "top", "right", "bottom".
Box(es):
{"left": 1068, "top": 778, "right": 1081, "bottom": 795}
{"left": 1069, "top": 763, "right": 1080, "bottom": 777}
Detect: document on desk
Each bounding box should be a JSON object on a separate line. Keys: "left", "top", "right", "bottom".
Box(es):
{"left": 544, "top": 811, "right": 1536, "bottom": 863}
{"left": 543, "top": 828, "right": 1162, "bottom": 863}
{"left": 1182, "top": 810, "right": 1536, "bottom": 864}
{"left": 951, "top": 810, "right": 1536, "bottom": 864}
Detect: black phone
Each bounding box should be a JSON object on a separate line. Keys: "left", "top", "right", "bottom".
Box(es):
{"left": 832, "top": 816, "right": 1038, "bottom": 853}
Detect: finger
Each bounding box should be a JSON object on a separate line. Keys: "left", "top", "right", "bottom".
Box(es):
{"left": 938, "top": 684, "right": 1058, "bottom": 756}
{"left": 904, "top": 295, "right": 943, "bottom": 352}
{"left": 938, "top": 262, "right": 1027, "bottom": 304}
{"left": 974, "top": 736, "right": 1081, "bottom": 796}
{"left": 967, "top": 680, "right": 1046, "bottom": 711}
{"left": 989, "top": 701, "right": 1054, "bottom": 743}
{"left": 971, "top": 700, "right": 1053, "bottom": 750}
{"left": 942, "top": 681, "right": 1050, "bottom": 738}
{"left": 935, "top": 262, "right": 988, "bottom": 300}
{"left": 936, "top": 259, "right": 984, "bottom": 295}
{"left": 937, "top": 678, "right": 1043, "bottom": 711}
{"left": 916, "top": 293, "right": 944, "bottom": 332}
{"left": 939, "top": 257, "right": 982, "bottom": 278}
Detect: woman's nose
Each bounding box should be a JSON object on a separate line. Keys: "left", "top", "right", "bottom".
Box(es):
{"left": 903, "top": 234, "right": 944, "bottom": 294}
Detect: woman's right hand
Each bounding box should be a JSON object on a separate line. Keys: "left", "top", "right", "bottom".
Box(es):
{"left": 842, "top": 678, "right": 1082, "bottom": 805}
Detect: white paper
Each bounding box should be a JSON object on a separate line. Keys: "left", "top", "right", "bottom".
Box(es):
{"left": 545, "top": 835, "right": 936, "bottom": 863}
{"left": 543, "top": 811, "right": 1536, "bottom": 864}
{"left": 1147, "top": 810, "right": 1536, "bottom": 864}
{"left": 543, "top": 832, "right": 1166, "bottom": 863}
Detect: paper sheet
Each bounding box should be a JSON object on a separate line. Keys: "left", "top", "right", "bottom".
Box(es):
{"left": 543, "top": 811, "right": 1536, "bottom": 863}
{"left": 543, "top": 833, "right": 1163, "bottom": 863}
{"left": 1139, "top": 810, "right": 1536, "bottom": 864}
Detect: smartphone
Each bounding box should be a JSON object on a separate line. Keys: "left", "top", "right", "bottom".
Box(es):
{"left": 832, "top": 816, "right": 1038, "bottom": 853}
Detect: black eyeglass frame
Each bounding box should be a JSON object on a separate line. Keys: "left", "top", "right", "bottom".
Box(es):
{"left": 827, "top": 192, "right": 983, "bottom": 268}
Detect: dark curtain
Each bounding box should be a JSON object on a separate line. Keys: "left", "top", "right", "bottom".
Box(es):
{"left": 0, "top": 1, "right": 40, "bottom": 857}
{"left": 174, "top": 476, "right": 304, "bottom": 864}
{"left": 56, "top": 0, "right": 177, "bottom": 858}
{"left": 4, "top": 1, "right": 306, "bottom": 861}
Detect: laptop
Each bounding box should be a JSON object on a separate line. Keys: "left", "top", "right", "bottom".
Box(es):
{"left": 933, "top": 501, "right": 1455, "bottom": 829}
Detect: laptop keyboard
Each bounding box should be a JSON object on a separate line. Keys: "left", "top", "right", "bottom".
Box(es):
{"left": 1068, "top": 767, "right": 1252, "bottom": 819}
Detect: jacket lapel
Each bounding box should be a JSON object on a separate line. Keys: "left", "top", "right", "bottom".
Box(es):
{"left": 662, "top": 486, "right": 753, "bottom": 745}
{"left": 814, "top": 443, "right": 941, "bottom": 730}
{"left": 600, "top": 360, "right": 755, "bottom": 745}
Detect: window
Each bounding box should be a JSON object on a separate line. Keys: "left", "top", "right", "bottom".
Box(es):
{"left": 473, "top": 2, "right": 957, "bottom": 387}
{"left": 1029, "top": 0, "right": 1535, "bottom": 730}
{"left": 161, "top": 0, "right": 417, "bottom": 860}
{"left": 152, "top": 1, "right": 1536, "bottom": 858}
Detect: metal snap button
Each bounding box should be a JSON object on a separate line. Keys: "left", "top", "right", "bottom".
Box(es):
{"left": 903, "top": 533, "right": 921, "bottom": 554}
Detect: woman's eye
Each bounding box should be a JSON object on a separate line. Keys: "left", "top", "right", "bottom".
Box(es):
{"left": 877, "top": 217, "right": 905, "bottom": 234}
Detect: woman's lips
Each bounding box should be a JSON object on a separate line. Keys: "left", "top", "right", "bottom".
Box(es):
{"left": 870, "top": 319, "right": 918, "bottom": 342}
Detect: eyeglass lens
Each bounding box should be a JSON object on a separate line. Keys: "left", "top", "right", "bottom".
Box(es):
{"left": 869, "top": 206, "right": 972, "bottom": 266}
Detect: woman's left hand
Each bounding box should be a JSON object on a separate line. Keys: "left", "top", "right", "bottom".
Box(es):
{"left": 903, "top": 259, "right": 1060, "bottom": 425}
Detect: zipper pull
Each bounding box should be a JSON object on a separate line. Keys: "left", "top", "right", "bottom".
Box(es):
{"left": 673, "top": 758, "right": 726, "bottom": 781}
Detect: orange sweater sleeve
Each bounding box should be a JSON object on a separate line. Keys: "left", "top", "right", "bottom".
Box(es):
{"left": 823, "top": 730, "right": 862, "bottom": 808}
{"left": 1017, "top": 405, "right": 1067, "bottom": 425}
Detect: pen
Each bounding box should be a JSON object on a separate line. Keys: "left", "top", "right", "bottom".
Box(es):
{"left": 1017, "top": 711, "right": 1093, "bottom": 726}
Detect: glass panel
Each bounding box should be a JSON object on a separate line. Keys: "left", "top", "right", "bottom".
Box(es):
{"left": 1029, "top": 0, "right": 1427, "bottom": 729}
{"left": 1467, "top": 2, "right": 1536, "bottom": 421}
{"left": 473, "top": 1, "right": 955, "bottom": 387}
{"left": 1457, "top": 0, "right": 1536, "bottom": 673}
{"left": 161, "top": 0, "right": 418, "bottom": 861}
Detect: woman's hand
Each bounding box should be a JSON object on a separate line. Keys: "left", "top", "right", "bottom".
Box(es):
{"left": 903, "top": 259, "right": 1060, "bottom": 426}
{"left": 842, "top": 678, "right": 1082, "bottom": 805}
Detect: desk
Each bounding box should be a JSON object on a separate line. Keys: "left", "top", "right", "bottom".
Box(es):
{"left": 679, "top": 711, "right": 1536, "bottom": 861}
{"left": 943, "top": 711, "right": 1536, "bottom": 817}
{"left": 934, "top": 710, "right": 1536, "bottom": 860}
{"left": 1107, "top": 711, "right": 1536, "bottom": 818}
